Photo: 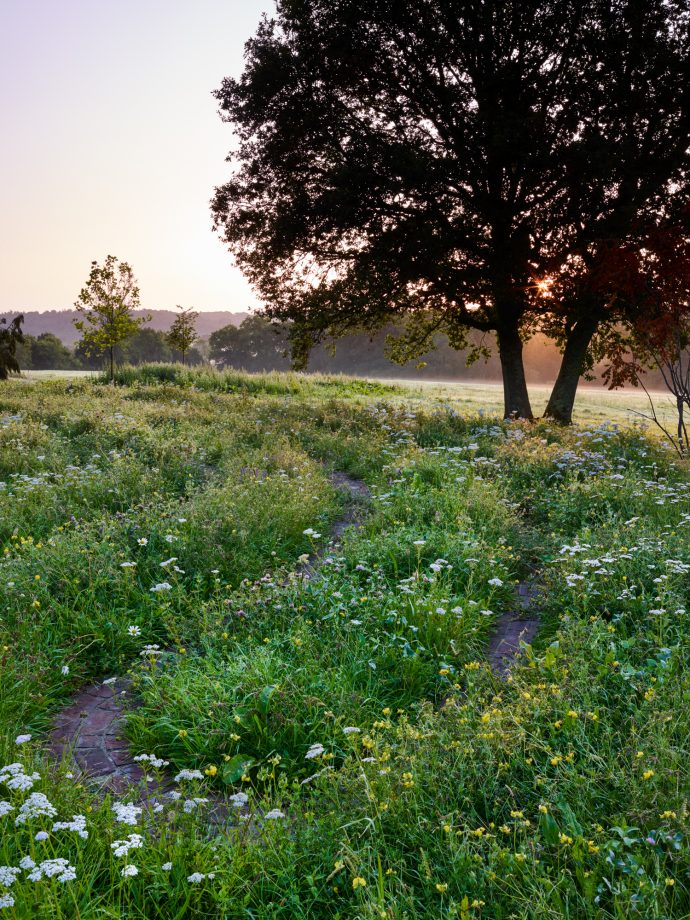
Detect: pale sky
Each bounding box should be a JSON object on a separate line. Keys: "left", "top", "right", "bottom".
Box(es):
{"left": 0, "top": 0, "right": 274, "bottom": 312}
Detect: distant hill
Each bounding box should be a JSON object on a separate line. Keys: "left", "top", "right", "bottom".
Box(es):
{"left": 0, "top": 310, "right": 248, "bottom": 346}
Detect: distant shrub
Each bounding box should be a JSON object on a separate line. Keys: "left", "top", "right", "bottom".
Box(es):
{"left": 106, "top": 363, "right": 402, "bottom": 397}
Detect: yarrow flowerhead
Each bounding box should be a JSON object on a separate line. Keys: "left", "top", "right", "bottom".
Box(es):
{"left": 111, "top": 803, "right": 142, "bottom": 826}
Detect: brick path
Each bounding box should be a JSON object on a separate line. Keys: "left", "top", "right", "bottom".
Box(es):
{"left": 49, "top": 470, "right": 372, "bottom": 790}
{"left": 487, "top": 582, "right": 540, "bottom": 677}
{"left": 49, "top": 678, "right": 146, "bottom": 792}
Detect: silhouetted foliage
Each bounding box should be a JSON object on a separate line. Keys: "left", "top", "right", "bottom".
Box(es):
{"left": 213, "top": 0, "right": 690, "bottom": 419}
{"left": 0, "top": 315, "right": 24, "bottom": 380}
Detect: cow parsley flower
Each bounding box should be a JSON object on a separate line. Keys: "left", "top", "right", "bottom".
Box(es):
{"left": 264, "top": 809, "right": 285, "bottom": 820}
{"left": 121, "top": 865, "right": 138, "bottom": 878}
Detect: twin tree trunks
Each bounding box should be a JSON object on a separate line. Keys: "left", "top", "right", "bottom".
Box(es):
{"left": 497, "top": 317, "right": 599, "bottom": 425}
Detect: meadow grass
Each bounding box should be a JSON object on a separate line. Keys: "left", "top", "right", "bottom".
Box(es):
{"left": 0, "top": 368, "right": 688, "bottom": 918}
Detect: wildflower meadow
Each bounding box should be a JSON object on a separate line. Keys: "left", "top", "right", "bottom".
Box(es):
{"left": 0, "top": 368, "right": 689, "bottom": 918}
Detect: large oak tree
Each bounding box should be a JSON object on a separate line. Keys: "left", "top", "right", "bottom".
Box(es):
{"left": 212, "top": 0, "right": 690, "bottom": 419}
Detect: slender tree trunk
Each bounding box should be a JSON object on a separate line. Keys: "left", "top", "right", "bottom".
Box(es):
{"left": 182, "top": 349, "right": 186, "bottom": 367}
{"left": 677, "top": 397, "right": 686, "bottom": 454}
{"left": 109, "top": 346, "right": 114, "bottom": 383}
{"left": 496, "top": 323, "right": 533, "bottom": 420}
{"left": 543, "top": 315, "right": 600, "bottom": 424}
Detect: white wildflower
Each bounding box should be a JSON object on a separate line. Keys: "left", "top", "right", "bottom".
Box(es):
{"left": 0, "top": 893, "right": 14, "bottom": 908}
{"left": 111, "top": 803, "right": 142, "bottom": 826}
{"left": 26, "top": 858, "right": 76, "bottom": 882}
{"left": 127, "top": 625, "right": 141, "bottom": 637}
{"left": 133, "top": 753, "right": 168, "bottom": 768}
{"left": 121, "top": 865, "right": 138, "bottom": 878}
{"left": 0, "top": 867, "right": 20, "bottom": 887}
{"left": 342, "top": 727, "right": 361, "bottom": 735}
{"left": 264, "top": 809, "right": 285, "bottom": 820}
{"left": 174, "top": 769, "right": 204, "bottom": 783}
{"left": 34, "top": 831, "right": 49, "bottom": 841}
{"left": 183, "top": 798, "right": 209, "bottom": 813}
{"left": 150, "top": 582, "right": 172, "bottom": 592}
{"left": 0, "top": 802, "right": 13, "bottom": 817}
{"left": 161, "top": 862, "right": 172, "bottom": 871}
{"left": 15, "top": 793, "right": 57, "bottom": 825}
{"left": 61, "top": 665, "right": 69, "bottom": 676}
{"left": 14, "top": 735, "right": 31, "bottom": 746}
{"left": 52, "top": 814, "right": 88, "bottom": 839}
{"left": 228, "top": 792, "right": 248, "bottom": 808}
{"left": 111, "top": 834, "right": 144, "bottom": 858}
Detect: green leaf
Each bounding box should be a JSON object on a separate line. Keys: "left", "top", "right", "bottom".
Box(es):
{"left": 258, "top": 685, "right": 277, "bottom": 718}
{"left": 539, "top": 813, "right": 561, "bottom": 846}
{"left": 220, "top": 754, "right": 255, "bottom": 784}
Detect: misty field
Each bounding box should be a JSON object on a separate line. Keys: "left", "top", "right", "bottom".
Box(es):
{"left": 0, "top": 369, "right": 689, "bottom": 918}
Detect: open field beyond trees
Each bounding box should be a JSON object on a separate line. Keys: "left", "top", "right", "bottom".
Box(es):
{"left": 0, "top": 368, "right": 689, "bottom": 918}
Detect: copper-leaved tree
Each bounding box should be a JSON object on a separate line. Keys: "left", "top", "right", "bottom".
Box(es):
{"left": 74, "top": 256, "right": 148, "bottom": 381}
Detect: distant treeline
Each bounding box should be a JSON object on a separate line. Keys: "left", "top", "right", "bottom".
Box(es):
{"left": 207, "top": 315, "right": 565, "bottom": 383}
{"left": 0, "top": 309, "right": 247, "bottom": 348}
{"left": 7, "top": 312, "right": 665, "bottom": 388}
{"left": 16, "top": 329, "right": 205, "bottom": 371}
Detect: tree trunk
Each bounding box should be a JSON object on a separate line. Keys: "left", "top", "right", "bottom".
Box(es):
{"left": 109, "top": 346, "right": 114, "bottom": 383}
{"left": 543, "top": 315, "right": 600, "bottom": 424}
{"left": 496, "top": 323, "right": 533, "bottom": 420}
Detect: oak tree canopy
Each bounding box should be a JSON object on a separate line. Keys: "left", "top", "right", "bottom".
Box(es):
{"left": 212, "top": 0, "right": 690, "bottom": 420}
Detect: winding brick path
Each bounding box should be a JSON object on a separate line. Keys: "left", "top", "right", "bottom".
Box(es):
{"left": 49, "top": 470, "right": 372, "bottom": 790}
